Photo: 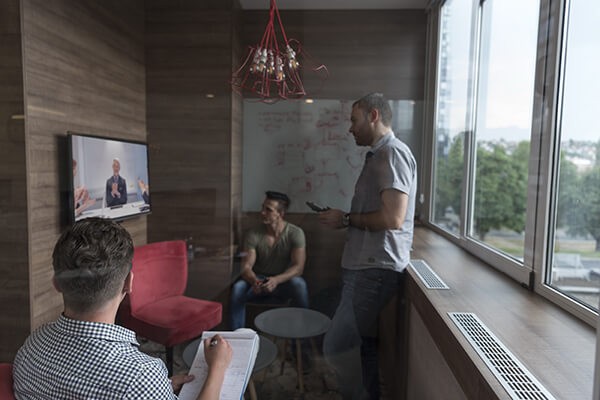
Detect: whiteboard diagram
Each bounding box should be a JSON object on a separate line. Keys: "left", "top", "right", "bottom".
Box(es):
{"left": 243, "top": 99, "right": 366, "bottom": 212}
{"left": 242, "top": 99, "right": 420, "bottom": 213}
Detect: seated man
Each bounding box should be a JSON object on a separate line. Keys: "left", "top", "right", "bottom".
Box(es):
{"left": 13, "top": 218, "right": 232, "bottom": 400}
{"left": 230, "top": 191, "right": 309, "bottom": 330}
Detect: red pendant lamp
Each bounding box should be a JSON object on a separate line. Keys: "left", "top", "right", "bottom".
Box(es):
{"left": 231, "top": 0, "right": 328, "bottom": 102}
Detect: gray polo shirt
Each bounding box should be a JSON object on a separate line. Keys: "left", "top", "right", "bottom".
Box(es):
{"left": 341, "top": 132, "right": 417, "bottom": 272}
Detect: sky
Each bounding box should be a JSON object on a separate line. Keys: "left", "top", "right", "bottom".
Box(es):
{"left": 443, "top": 0, "right": 599, "bottom": 142}
{"left": 560, "top": 0, "right": 600, "bottom": 142}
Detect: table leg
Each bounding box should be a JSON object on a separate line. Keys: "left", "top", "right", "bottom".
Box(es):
{"left": 279, "top": 339, "right": 287, "bottom": 375}
{"left": 310, "top": 337, "right": 328, "bottom": 392}
{"left": 295, "top": 339, "right": 304, "bottom": 392}
{"left": 310, "top": 337, "right": 320, "bottom": 360}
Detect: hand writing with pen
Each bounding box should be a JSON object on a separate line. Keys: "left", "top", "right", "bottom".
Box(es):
{"left": 170, "top": 334, "right": 232, "bottom": 399}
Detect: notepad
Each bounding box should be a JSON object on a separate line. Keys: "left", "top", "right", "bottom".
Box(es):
{"left": 178, "top": 329, "right": 259, "bottom": 400}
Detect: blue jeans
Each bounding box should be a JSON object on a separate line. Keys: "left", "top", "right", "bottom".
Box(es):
{"left": 323, "top": 268, "right": 404, "bottom": 400}
{"left": 229, "top": 275, "right": 309, "bottom": 330}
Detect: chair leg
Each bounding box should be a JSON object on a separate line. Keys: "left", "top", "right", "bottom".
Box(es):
{"left": 166, "top": 346, "right": 174, "bottom": 376}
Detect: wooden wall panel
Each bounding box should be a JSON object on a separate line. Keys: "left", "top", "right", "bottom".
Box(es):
{"left": 0, "top": 0, "right": 29, "bottom": 362}
{"left": 21, "top": 0, "right": 147, "bottom": 336}
{"left": 146, "top": 0, "right": 237, "bottom": 301}
{"left": 406, "top": 304, "right": 466, "bottom": 400}
{"left": 231, "top": 2, "right": 244, "bottom": 250}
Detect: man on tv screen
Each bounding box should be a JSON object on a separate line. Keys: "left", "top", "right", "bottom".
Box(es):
{"left": 73, "top": 159, "right": 96, "bottom": 216}
{"left": 138, "top": 178, "right": 150, "bottom": 204}
{"left": 105, "top": 158, "right": 127, "bottom": 207}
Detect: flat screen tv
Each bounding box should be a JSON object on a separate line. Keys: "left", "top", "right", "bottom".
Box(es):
{"left": 67, "top": 132, "right": 151, "bottom": 223}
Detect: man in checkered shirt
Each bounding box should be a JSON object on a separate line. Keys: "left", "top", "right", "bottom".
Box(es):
{"left": 13, "top": 218, "right": 232, "bottom": 399}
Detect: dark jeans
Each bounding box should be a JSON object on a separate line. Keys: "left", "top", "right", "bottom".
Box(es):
{"left": 323, "top": 268, "right": 404, "bottom": 400}
{"left": 229, "top": 275, "right": 309, "bottom": 330}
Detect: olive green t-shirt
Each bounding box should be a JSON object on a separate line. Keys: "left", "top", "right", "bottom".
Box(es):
{"left": 245, "top": 222, "right": 306, "bottom": 276}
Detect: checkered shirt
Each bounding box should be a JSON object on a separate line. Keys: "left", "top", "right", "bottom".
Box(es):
{"left": 13, "top": 314, "right": 177, "bottom": 399}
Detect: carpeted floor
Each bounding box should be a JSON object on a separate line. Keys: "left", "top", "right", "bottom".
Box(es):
{"left": 139, "top": 337, "right": 342, "bottom": 400}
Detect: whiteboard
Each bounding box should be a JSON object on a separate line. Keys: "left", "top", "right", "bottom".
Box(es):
{"left": 242, "top": 99, "right": 419, "bottom": 213}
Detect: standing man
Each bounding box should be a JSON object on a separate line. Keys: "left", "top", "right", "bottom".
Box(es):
{"left": 13, "top": 218, "right": 232, "bottom": 400}
{"left": 230, "top": 191, "right": 309, "bottom": 330}
{"left": 106, "top": 157, "right": 127, "bottom": 207}
{"left": 318, "top": 93, "right": 417, "bottom": 399}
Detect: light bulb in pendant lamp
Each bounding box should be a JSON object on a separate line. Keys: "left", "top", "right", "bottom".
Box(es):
{"left": 231, "top": 0, "right": 328, "bottom": 103}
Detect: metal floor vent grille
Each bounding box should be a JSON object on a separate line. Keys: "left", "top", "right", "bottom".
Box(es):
{"left": 409, "top": 259, "right": 449, "bottom": 289}
{"left": 448, "top": 312, "right": 556, "bottom": 400}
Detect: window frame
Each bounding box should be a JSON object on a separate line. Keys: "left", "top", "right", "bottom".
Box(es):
{"left": 424, "top": 0, "right": 599, "bottom": 325}
{"left": 429, "top": 0, "right": 478, "bottom": 239}
{"left": 531, "top": 0, "right": 598, "bottom": 326}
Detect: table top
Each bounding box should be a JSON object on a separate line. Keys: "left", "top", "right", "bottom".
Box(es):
{"left": 254, "top": 307, "right": 331, "bottom": 339}
{"left": 253, "top": 335, "right": 278, "bottom": 372}
{"left": 182, "top": 338, "right": 200, "bottom": 368}
{"left": 182, "top": 335, "right": 278, "bottom": 374}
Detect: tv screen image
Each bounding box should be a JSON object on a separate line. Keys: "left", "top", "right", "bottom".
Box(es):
{"left": 68, "top": 132, "right": 151, "bottom": 223}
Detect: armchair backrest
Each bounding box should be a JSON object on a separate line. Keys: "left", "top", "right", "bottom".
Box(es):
{"left": 128, "top": 240, "right": 188, "bottom": 312}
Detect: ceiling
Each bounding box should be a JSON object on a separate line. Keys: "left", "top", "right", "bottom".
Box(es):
{"left": 239, "top": 0, "right": 431, "bottom": 10}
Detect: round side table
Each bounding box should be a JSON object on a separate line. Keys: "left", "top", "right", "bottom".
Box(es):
{"left": 254, "top": 307, "right": 331, "bottom": 393}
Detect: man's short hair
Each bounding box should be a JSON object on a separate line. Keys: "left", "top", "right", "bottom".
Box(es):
{"left": 265, "top": 190, "right": 290, "bottom": 212}
{"left": 353, "top": 92, "right": 393, "bottom": 127}
{"left": 52, "top": 218, "right": 134, "bottom": 313}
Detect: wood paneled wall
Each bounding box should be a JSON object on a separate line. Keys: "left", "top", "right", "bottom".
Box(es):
{"left": 145, "top": 0, "right": 239, "bottom": 300}
{"left": 10, "top": 0, "right": 146, "bottom": 358}
{"left": 0, "top": 0, "right": 29, "bottom": 362}
{"left": 231, "top": 3, "right": 244, "bottom": 253}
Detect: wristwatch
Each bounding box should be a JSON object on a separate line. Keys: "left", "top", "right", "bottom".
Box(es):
{"left": 342, "top": 213, "right": 350, "bottom": 227}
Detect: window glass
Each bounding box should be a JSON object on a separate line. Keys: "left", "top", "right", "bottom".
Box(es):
{"left": 469, "top": 0, "right": 539, "bottom": 260}
{"left": 548, "top": 0, "right": 600, "bottom": 309}
{"left": 432, "top": 0, "right": 473, "bottom": 234}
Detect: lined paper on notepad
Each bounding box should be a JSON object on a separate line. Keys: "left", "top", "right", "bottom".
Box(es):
{"left": 178, "top": 329, "right": 259, "bottom": 400}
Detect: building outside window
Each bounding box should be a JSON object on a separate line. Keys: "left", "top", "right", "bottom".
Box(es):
{"left": 432, "top": 0, "right": 473, "bottom": 235}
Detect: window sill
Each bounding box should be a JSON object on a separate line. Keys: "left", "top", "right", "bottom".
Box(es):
{"left": 406, "top": 227, "right": 596, "bottom": 399}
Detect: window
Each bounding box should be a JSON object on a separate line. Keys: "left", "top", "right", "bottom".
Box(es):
{"left": 469, "top": 0, "right": 539, "bottom": 261}
{"left": 546, "top": 0, "right": 600, "bottom": 310}
{"left": 431, "top": 0, "right": 474, "bottom": 235}
{"left": 427, "top": 0, "right": 600, "bottom": 322}
{"left": 428, "top": 0, "right": 600, "bottom": 322}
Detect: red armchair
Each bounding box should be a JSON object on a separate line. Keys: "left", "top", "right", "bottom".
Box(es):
{"left": 0, "top": 363, "right": 15, "bottom": 400}
{"left": 117, "top": 240, "right": 222, "bottom": 375}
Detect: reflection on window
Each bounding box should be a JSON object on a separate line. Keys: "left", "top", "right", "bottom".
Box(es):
{"left": 469, "top": 0, "right": 538, "bottom": 260}
{"left": 548, "top": 0, "right": 600, "bottom": 310}
{"left": 432, "top": 0, "right": 473, "bottom": 234}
